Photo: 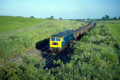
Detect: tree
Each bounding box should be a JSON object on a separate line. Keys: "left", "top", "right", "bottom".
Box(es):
{"left": 59, "top": 17, "right": 62, "bottom": 20}
{"left": 30, "top": 16, "right": 34, "bottom": 18}
{"left": 105, "top": 15, "right": 110, "bottom": 20}
{"left": 101, "top": 15, "right": 110, "bottom": 20}
{"left": 102, "top": 17, "right": 105, "bottom": 20}
{"left": 76, "top": 19, "right": 81, "bottom": 21}
{"left": 113, "top": 17, "right": 117, "bottom": 20}
{"left": 49, "top": 16, "right": 54, "bottom": 19}
{"left": 119, "top": 16, "right": 120, "bottom": 20}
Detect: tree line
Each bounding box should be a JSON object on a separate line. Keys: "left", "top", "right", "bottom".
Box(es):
{"left": 29, "top": 15, "right": 120, "bottom": 21}
{"left": 101, "top": 15, "right": 120, "bottom": 20}
{"left": 29, "top": 15, "right": 63, "bottom": 20}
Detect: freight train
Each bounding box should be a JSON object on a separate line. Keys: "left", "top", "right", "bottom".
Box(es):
{"left": 49, "top": 22, "right": 95, "bottom": 53}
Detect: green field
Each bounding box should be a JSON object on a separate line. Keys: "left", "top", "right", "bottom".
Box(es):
{"left": 0, "top": 16, "right": 85, "bottom": 61}
{"left": 0, "top": 16, "right": 46, "bottom": 33}
{"left": 107, "top": 24, "right": 120, "bottom": 43}
{"left": 97, "top": 20, "right": 120, "bottom": 43}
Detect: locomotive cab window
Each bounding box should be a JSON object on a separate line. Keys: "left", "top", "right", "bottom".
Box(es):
{"left": 51, "top": 38, "right": 55, "bottom": 41}
{"left": 56, "top": 38, "right": 61, "bottom": 41}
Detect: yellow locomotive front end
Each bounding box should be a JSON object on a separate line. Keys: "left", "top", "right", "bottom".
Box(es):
{"left": 49, "top": 37, "right": 63, "bottom": 52}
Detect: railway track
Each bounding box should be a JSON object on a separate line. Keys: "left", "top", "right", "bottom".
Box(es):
{"left": 15, "top": 46, "right": 49, "bottom": 63}
{"left": 43, "top": 53, "right": 60, "bottom": 69}
{"left": 16, "top": 46, "right": 50, "bottom": 63}
{"left": 34, "top": 53, "right": 61, "bottom": 69}
{"left": 0, "top": 45, "right": 49, "bottom": 67}
{"left": 34, "top": 53, "right": 52, "bottom": 67}
{"left": 34, "top": 47, "right": 70, "bottom": 69}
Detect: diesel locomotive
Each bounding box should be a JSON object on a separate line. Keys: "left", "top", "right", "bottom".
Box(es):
{"left": 49, "top": 22, "right": 95, "bottom": 53}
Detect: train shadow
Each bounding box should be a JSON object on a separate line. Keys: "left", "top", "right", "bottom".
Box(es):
{"left": 35, "top": 38, "right": 57, "bottom": 68}
{"left": 45, "top": 47, "right": 73, "bottom": 69}
{"left": 35, "top": 38, "right": 49, "bottom": 52}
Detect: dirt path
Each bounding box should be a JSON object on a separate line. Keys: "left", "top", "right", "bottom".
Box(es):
{"left": 0, "top": 44, "right": 49, "bottom": 67}
{"left": 0, "top": 48, "right": 40, "bottom": 66}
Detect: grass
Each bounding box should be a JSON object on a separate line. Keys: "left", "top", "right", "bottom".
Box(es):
{"left": 0, "top": 16, "right": 46, "bottom": 33}
{"left": 97, "top": 20, "right": 120, "bottom": 43}
{"left": 106, "top": 24, "right": 120, "bottom": 43}
{"left": 0, "top": 16, "right": 85, "bottom": 62}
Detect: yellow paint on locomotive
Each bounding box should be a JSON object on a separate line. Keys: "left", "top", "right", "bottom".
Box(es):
{"left": 50, "top": 37, "right": 63, "bottom": 48}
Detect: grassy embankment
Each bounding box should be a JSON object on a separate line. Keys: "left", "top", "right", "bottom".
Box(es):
{"left": 97, "top": 20, "right": 120, "bottom": 43}
{"left": 0, "top": 23, "right": 120, "bottom": 80}
{"left": 0, "top": 16, "right": 85, "bottom": 62}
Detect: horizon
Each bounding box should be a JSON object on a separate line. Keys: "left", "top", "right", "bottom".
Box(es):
{"left": 0, "top": 15, "right": 119, "bottom": 20}
{"left": 0, "top": 0, "right": 120, "bottom": 19}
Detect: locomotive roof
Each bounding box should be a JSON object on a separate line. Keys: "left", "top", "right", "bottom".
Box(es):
{"left": 51, "top": 30, "right": 73, "bottom": 37}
